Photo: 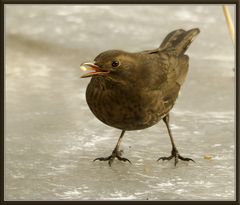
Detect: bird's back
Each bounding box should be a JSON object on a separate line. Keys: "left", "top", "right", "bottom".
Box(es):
{"left": 133, "top": 28, "right": 199, "bottom": 126}
{"left": 146, "top": 28, "right": 199, "bottom": 104}
{"left": 159, "top": 28, "right": 199, "bottom": 86}
{"left": 85, "top": 28, "right": 200, "bottom": 131}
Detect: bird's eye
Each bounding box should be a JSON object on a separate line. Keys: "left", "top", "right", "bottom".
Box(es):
{"left": 112, "top": 60, "right": 119, "bottom": 67}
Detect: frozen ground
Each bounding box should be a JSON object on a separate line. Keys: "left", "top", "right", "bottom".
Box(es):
{"left": 5, "top": 5, "right": 235, "bottom": 200}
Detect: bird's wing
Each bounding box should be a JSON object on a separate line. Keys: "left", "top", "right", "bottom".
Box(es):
{"left": 161, "top": 53, "right": 189, "bottom": 88}
{"left": 175, "top": 55, "right": 189, "bottom": 86}
{"left": 143, "top": 28, "right": 199, "bottom": 93}
{"left": 150, "top": 28, "right": 199, "bottom": 85}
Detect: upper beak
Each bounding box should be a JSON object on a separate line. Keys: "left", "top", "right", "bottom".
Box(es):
{"left": 80, "top": 62, "right": 109, "bottom": 78}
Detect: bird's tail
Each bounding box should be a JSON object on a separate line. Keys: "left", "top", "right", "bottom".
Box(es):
{"left": 159, "top": 28, "right": 200, "bottom": 55}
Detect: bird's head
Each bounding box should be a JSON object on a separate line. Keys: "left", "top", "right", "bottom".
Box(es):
{"left": 80, "top": 50, "right": 139, "bottom": 84}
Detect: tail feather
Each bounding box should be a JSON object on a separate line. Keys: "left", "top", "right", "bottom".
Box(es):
{"left": 159, "top": 29, "right": 186, "bottom": 49}
{"left": 160, "top": 28, "right": 200, "bottom": 55}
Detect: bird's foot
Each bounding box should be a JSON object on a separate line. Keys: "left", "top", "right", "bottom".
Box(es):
{"left": 93, "top": 149, "right": 131, "bottom": 167}
{"left": 157, "top": 148, "right": 195, "bottom": 166}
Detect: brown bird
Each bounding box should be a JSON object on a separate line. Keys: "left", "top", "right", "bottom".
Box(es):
{"left": 80, "top": 28, "right": 200, "bottom": 166}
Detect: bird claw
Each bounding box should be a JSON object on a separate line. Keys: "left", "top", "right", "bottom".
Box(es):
{"left": 93, "top": 150, "right": 131, "bottom": 167}
{"left": 93, "top": 156, "right": 112, "bottom": 161}
{"left": 157, "top": 155, "right": 174, "bottom": 161}
{"left": 178, "top": 155, "right": 195, "bottom": 163}
{"left": 157, "top": 149, "right": 195, "bottom": 166}
{"left": 116, "top": 156, "right": 132, "bottom": 164}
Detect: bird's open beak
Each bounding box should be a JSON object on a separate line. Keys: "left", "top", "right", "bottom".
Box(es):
{"left": 80, "top": 62, "right": 109, "bottom": 78}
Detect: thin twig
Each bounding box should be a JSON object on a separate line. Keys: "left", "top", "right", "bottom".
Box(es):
{"left": 222, "top": 5, "right": 235, "bottom": 45}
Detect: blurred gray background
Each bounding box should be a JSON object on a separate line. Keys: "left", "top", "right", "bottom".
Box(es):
{"left": 5, "top": 5, "right": 235, "bottom": 200}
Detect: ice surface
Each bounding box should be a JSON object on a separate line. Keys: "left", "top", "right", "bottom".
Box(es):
{"left": 5, "top": 5, "right": 235, "bottom": 200}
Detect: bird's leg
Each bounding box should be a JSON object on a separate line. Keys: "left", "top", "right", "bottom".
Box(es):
{"left": 93, "top": 130, "right": 131, "bottom": 166}
{"left": 157, "top": 114, "right": 195, "bottom": 166}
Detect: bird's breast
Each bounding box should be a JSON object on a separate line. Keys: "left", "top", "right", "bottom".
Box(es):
{"left": 86, "top": 79, "right": 171, "bottom": 131}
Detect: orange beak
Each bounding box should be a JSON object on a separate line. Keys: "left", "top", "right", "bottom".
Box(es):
{"left": 80, "top": 62, "right": 109, "bottom": 78}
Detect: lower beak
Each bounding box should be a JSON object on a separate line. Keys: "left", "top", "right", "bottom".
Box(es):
{"left": 80, "top": 62, "right": 109, "bottom": 78}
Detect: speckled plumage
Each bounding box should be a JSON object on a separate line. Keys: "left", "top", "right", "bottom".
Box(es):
{"left": 81, "top": 28, "right": 200, "bottom": 166}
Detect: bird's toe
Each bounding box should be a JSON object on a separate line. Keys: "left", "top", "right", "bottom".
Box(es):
{"left": 93, "top": 152, "right": 131, "bottom": 166}
{"left": 93, "top": 156, "right": 112, "bottom": 162}
{"left": 157, "top": 155, "right": 174, "bottom": 161}
{"left": 157, "top": 152, "right": 195, "bottom": 166}
{"left": 116, "top": 156, "right": 132, "bottom": 164}
{"left": 178, "top": 155, "right": 195, "bottom": 163}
